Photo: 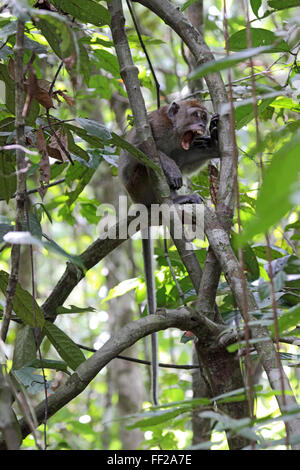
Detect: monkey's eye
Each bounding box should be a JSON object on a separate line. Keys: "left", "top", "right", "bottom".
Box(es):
{"left": 193, "top": 111, "right": 201, "bottom": 118}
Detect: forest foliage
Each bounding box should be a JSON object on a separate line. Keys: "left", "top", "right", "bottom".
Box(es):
{"left": 0, "top": 0, "right": 300, "bottom": 451}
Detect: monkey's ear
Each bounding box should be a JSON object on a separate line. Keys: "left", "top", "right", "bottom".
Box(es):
{"left": 168, "top": 101, "right": 180, "bottom": 118}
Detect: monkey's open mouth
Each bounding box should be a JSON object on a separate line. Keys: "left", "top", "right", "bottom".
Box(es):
{"left": 181, "top": 129, "right": 205, "bottom": 151}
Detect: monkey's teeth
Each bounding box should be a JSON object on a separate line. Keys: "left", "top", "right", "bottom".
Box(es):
{"left": 196, "top": 130, "right": 203, "bottom": 134}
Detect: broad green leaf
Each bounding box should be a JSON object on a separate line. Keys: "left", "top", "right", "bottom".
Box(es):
{"left": 0, "top": 21, "right": 17, "bottom": 42}
{"left": 270, "top": 97, "right": 300, "bottom": 113}
{"left": 75, "top": 118, "right": 112, "bottom": 141}
{"left": 36, "top": 11, "right": 77, "bottom": 60}
{"left": 102, "top": 277, "right": 142, "bottom": 303}
{"left": 234, "top": 97, "right": 276, "bottom": 130}
{"left": 43, "top": 321, "right": 86, "bottom": 371}
{"left": 27, "top": 358, "right": 70, "bottom": 374}
{"left": 13, "top": 367, "right": 52, "bottom": 393}
{"left": 66, "top": 130, "right": 90, "bottom": 162}
{"left": 94, "top": 49, "right": 120, "bottom": 78}
{"left": 0, "top": 222, "right": 13, "bottom": 241}
{"left": 12, "top": 325, "right": 37, "bottom": 370}
{"left": 252, "top": 244, "right": 286, "bottom": 260}
{"left": 89, "top": 75, "right": 112, "bottom": 100}
{"left": 0, "top": 44, "right": 12, "bottom": 60}
{"left": 240, "top": 133, "right": 300, "bottom": 243}
{"left": 268, "top": 0, "right": 300, "bottom": 10}
{"left": 213, "top": 385, "right": 262, "bottom": 403}
{"left": 270, "top": 304, "right": 300, "bottom": 337}
{"left": 231, "top": 232, "right": 260, "bottom": 281}
{"left": 127, "top": 407, "right": 189, "bottom": 429}
{"left": 78, "top": 41, "right": 91, "bottom": 86}
{"left": 56, "top": 305, "right": 96, "bottom": 314}
{"left": 23, "top": 211, "right": 43, "bottom": 239}
{"left": 42, "top": 237, "right": 85, "bottom": 269}
{"left": 250, "top": 0, "right": 262, "bottom": 17}
{"left": 189, "top": 45, "right": 272, "bottom": 80}
{"left": 229, "top": 28, "right": 289, "bottom": 53}
{"left": 0, "top": 270, "right": 45, "bottom": 328}
{"left": 51, "top": 0, "right": 111, "bottom": 26}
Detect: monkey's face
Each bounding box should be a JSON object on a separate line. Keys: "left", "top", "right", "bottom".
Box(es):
{"left": 168, "top": 100, "right": 209, "bottom": 151}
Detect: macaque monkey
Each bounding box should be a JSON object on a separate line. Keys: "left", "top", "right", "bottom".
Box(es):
{"left": 118, "top": 99, "right": 219, "bottom": 404}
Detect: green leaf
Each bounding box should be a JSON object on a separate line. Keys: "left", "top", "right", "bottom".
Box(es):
{"left": 89, "top": 75, "right": 112, "bottom": 100}
{"left": 94, "top": 49, "right": 120, "bottom": 77}
{"left": 252, "top": 244, "right": 286, "bottom": 260}
{"left": 13, "top": 366, "right": 52, "bottom": 393}
{"left": 270, "top": 304, "right": 300, "bottom": 337}
{"left": 0, "top": 21, "right": 17, "bottom": 42}
{"left": 78, "top": 41, "right": 91, "bottom": 86}
{"left": 102, "top": 277, "right": 142, "bottom": 303}
{"left": 51, "top": 0, "right": 111, "bottom": 26}
{"left": 189, "top": 45, "right": 272, "bottom": 80}
{"left": 43, "top": 320, "right": 85, "bottom": 371}
{"left": 75, "top": 118, "right": 111, "bottom": 140}
{"left": 231, "top": 232, "right": 260, "bottom": 281}
{"left": 234, "top": 97, "right": 276, "bottom": 130}
{"left": 0, "top": 222, "right": 13, "bottom": 241}
{"left": 12, "top": 325, "right": 37, "bottom": 370}
{"left": 42, "top": 237, "right": 85, "bottom": 269}
{"left": 36, "top": 11, "right": 77, "bottom": 60}
{"left": 270, "top": 97, "right": 300, "bottom": 114}
{"left": 250, "top": 0, "right": 262, "bottom": 17}
{"left": 27, "top": 358, "right": 70, "bottom": 374}
{"left": 0, "top": 270, "right": 45, "bottom": 328}
{"left": 229, "top": 28, "right": 289, "bottom": 53}
{"left": 127, "top": 407, "right": 189, "bottom": 429}
{"left": 268, "top": 0, "right": 300, "bottom": 10}
{"left": 56, "top": 305, "right": 96, "bottom": 314}
{"left": 0, "top": 153, "right": 16, "bottom": 202}
{"left": 240, "top": 133, "right": 300, "bottom": 243}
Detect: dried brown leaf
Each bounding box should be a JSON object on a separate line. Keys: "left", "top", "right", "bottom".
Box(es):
{"left": 60, "top": 92, "right": 75, "bottom": 107}
{"left": 47, "top": 130, "right": 69, "bottom": 162}
{"left": 63, "top": 52, "right": 76, "bottom": 71}
{"left": 23, "top": 66, "right": 53, "bottom": 116}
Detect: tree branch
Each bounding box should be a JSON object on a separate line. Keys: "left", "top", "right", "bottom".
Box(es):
{"left": 3, "top": 309, "right": 199, "bottom": 446}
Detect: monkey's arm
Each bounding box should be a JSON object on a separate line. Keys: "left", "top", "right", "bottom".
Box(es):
{"left": 159, "top": 151, "right": 183, "bottom": 190}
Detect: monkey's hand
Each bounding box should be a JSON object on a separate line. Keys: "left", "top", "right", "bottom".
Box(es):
{"left": 209, "top": 113, "right": 219, "bottom": 144}
{"left": 159, "top": 152, "right": 183, "bottom": 190}
{"left": 172, "top": 193, "right": 203, "bottom": 205}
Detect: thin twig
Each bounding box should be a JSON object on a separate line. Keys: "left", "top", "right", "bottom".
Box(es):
{"left": 77, "top": 343, "right": 199, "bottom": 369}
{"left": 46, "top": 109, "right": 74, "bottom": 165}
{"left": 126, "top": 0, "right": 161, "bottom": 109}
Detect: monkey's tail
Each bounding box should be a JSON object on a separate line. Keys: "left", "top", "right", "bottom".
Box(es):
{"left": 142, "top": 227, "right": 158, "bottom": 406}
